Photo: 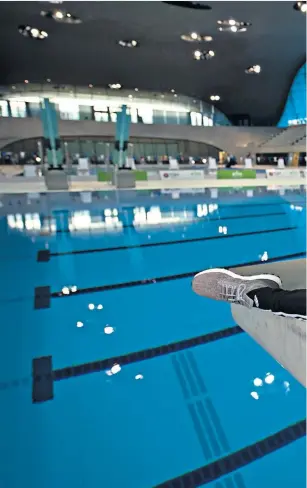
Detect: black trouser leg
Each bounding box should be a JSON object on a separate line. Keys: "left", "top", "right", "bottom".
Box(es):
{"left": 247, "top": 288, "right": 306, "bottom": 316}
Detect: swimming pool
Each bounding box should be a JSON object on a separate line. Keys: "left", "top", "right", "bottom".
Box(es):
{"left": 0, "top": 186, "right": 306, "bottom": 488}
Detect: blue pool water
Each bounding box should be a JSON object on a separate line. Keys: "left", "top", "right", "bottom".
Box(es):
{"left": 0, "top": 186, "right": 306, "bottom": 488}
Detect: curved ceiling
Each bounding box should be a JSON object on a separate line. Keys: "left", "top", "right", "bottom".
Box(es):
{"left": 0, "top": 1, "right": 305, "bottom": 124}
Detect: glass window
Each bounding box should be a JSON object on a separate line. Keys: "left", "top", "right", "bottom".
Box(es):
{"left": 0, "top": 100, "right": 9, "bottom": 117}
{"left": 10, "top": 101, "right": 27, "bottom": 118}
{"left": 94, "top": 112, "right": 109, "bottom": 122}
{"left": 58, "top": 101, "right": 79, "bottom": 120}
{"left": 138, "top": 107, "right": 153, "bottom": 124}
{"left": 191, "top": 111, "right": 202, "bottom": 126}
{"left": 130, "top": 108, "right": 138, "bottom": 123}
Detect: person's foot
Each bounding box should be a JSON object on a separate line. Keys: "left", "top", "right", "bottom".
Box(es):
{"left": 192, "top": 268, "right": 282, "bottom": 308}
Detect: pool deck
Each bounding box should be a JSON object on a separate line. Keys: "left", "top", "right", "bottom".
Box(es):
{"left": 0, "top": 176, "right": 304, "bottom": 193}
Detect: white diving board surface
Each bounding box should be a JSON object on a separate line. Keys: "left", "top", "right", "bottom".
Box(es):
{"left": 230, "top": 259, "right": 306, "bottom": 387}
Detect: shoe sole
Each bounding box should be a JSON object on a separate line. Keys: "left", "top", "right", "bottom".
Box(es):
{"left": 193, "top": 268, "right": 282, "bottom": 287}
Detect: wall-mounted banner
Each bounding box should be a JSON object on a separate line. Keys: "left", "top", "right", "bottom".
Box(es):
{"left": 159, "top": 170, "right": 205, "bottom": 180}
{"left": 217, "top": 169, "right": 256, "bottom": 179}
{"left": 266, "top": 169, "right": 304, "bottom": 179}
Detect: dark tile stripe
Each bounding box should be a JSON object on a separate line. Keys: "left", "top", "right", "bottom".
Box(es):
{"left": 153, "top": 419, "right": 306, "bottom": 487}
{"left": 233, "top": 473, "right": 247, "bottom": 488}
{"left": 205, "top": 398, "right": 231, "bottom": 452}
{"left": 186, "top": 351, "right": 207, "bottom": 395}
{"left": 197, "top": 401, "right": 222, "bottom": 458}
{"left": 34, "top": 286, "right": 51, "bottom": 309}
{"left": 179, "top": 354, "right": 199, "bottom": 397}
{"left": 48, "top": 226, "right": 297, "bottom": 257}
{"left": 32, "top": 356, "right": 53, "bottom": 403}
{"left": 50, "top": 251, "right": 306, "bottom": 298}
{"left": 52, "top": 326, "right": 244, "bottom": 382}
{"left": 188, "top": 403, "right": 213, "bottom": 460}
{"left": 172, "top": 356, "right": 189, "bottom": 399}
{"left": 196, "top": 400, "right": 225, "bottom": 456}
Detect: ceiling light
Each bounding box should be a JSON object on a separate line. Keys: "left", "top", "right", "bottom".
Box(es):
{"left": 293, "top": 1, "right": 307, "bottom": 12}
{"left": 193, "top": 49, "right": 215, "bottom": 61}
{"left": 118, "top": 39, "right": 139, "bottom": 48}
{"left": 134, "top": 88, "right": 139, "bottom": 91}
{"left": 54, "top": 10, "right": 64, "bottom": 19}
{"left": 193, "top": 50, "right": 203, "bottom": 60}
{"left": 18, "top": 25, "right": 48, "bottom": 40}
{"left": 174, "top": 94, "right": 178, "bottom": 97}
{"left": 24, "top": 80, "right": 29, "bottom": 84}
{"left": 128, "top": 94, "right": 133, "bottom": 98}
{"left": 245, "top": 65, "right": 261, "bottom": 74}
{"left": 88, "top": 84, "right": 93, "bottom": 88}
{"left": 46, "top": 78, "right": 51, "bottom": 82}
{"left": 12, "top": 85, "right": 16, "bottom": 89}
{"left": 181, "top": 33, "right": 213, "bottom": 42}
{"left": 41, "top": 9, "right": 82, "bottom": 24}
{"left": 217, "top": 19, "right": 251, "bottom": 32}
{"left": 210, "top": 95, "right": 220, "bottom": 101}
{"left": 108, "top": 83, "right": 121, "bottom": 89}
{"left": 171, "top": 89, "right": 175, "bottom": 93}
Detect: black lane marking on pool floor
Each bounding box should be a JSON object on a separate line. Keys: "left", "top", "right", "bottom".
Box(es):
{"left": 47, "top": 251, "right": 306, "bottom": 301}
{"left": 154, "top": 419, "right": 306, "bottom": 487}
{"left": 34, "top": 286, "right": 51, "bottom": 309}
{"left": 32, "top": 325, "right": 244, "bottom": 403}
{"left": 32, "top": 356, "right": 53, "bottom": 403}
{"left": 39, "top": 223, "right": 296, "bottom": 261}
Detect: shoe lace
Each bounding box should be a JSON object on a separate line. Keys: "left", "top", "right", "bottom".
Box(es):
{"left": 220, "top": 282, "right": 253, "bottom": 308}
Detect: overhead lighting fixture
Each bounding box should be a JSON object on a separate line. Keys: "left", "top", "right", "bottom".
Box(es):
{"left": 18, "top": 25, "right": 48, "bottom": 40}
{"left": 24, "top": 80, "right": 29, "bottom": 84}
{"left": 134, "top": 88, "right": 139, "bottom": 91}
{"left": 118, "top": 39, "right": 139, "bottom": 48}
{"left": 217, "top": 19, "right": 251, "bottom": 32}
{"left": 46, "top": 78, "right": 51, "bottom": 82}
{"left": 181, "top": 33, "right": 213, "bottom": 42}
{"left": 128, "top": 94, "right": 133, "bottom": 98}
{"left": 108, "top": 83, "right": 122, "bottom": 89}
{"left": 40, "top": 9, "right": 82, "bottom": 24}
{"left": 245, "top": 65, "right": 261, "bottom": 74}
{"left": 171, "top": 89, "right": 175, "bottom": 93}
{"left": 210, "top": 95, "right": 220, "bottom": 101}
{"left": 12, "top": 85, "right": 16, "bottom": 89}
{"left": 193, "top": 49, "right": 215, "bottom": 60}
{"left": 293, "top": 1, "right": 307, "bottom": 12}
{"left": 88, "top": 84, "right": 93, "bottom": 88}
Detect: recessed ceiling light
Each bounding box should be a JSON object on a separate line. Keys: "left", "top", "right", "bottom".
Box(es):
{"left": 40, "top": 9, "right": 82, "bottom": 24}
{"left": 89, "top": 84, "right": 93, "bottom": 88}
{"left": 245, "top": 65, "right": 261, "bottom": 74}
{"left": 171, "top": 89, "right": 175, "bottom": 93}
{"left": 12, "top": 85, "right": 16, "bottom": 89}
{"left": 47, "top": 78, "right": 51, "bottom": 82}
{"left": 293, "top": 1, "right": 307, "bottom": 12}
{"left": 193, "top": 50, "right": 215, "bottom": 60}
{"left": 174, "top": 94, "right": 178, "bottom": 97}
{"left": 18, "top": 25, "right": 48, "bottom": 40}
{"left": 24, "top": 80, "right": 29, "bottom": 84}
{"left": 217, "top": 19, "right": 251, "bottom": 32}
{"left": 128, "top": 94, "right": 133, "bottom": 98}
{"left": 118, "top": 39, "right": 139, "bottom": 48}
{"left": 210, "top": 95, "right": 220, "bottom": 101}
{"left": 134, "top": 88, "right": 139, "bottom": 91}
{"left": 108, "top": 83, "right": 122, "bottom": 89}
{"left": 181, "top": 33, "right": 213, "bottom": 42}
